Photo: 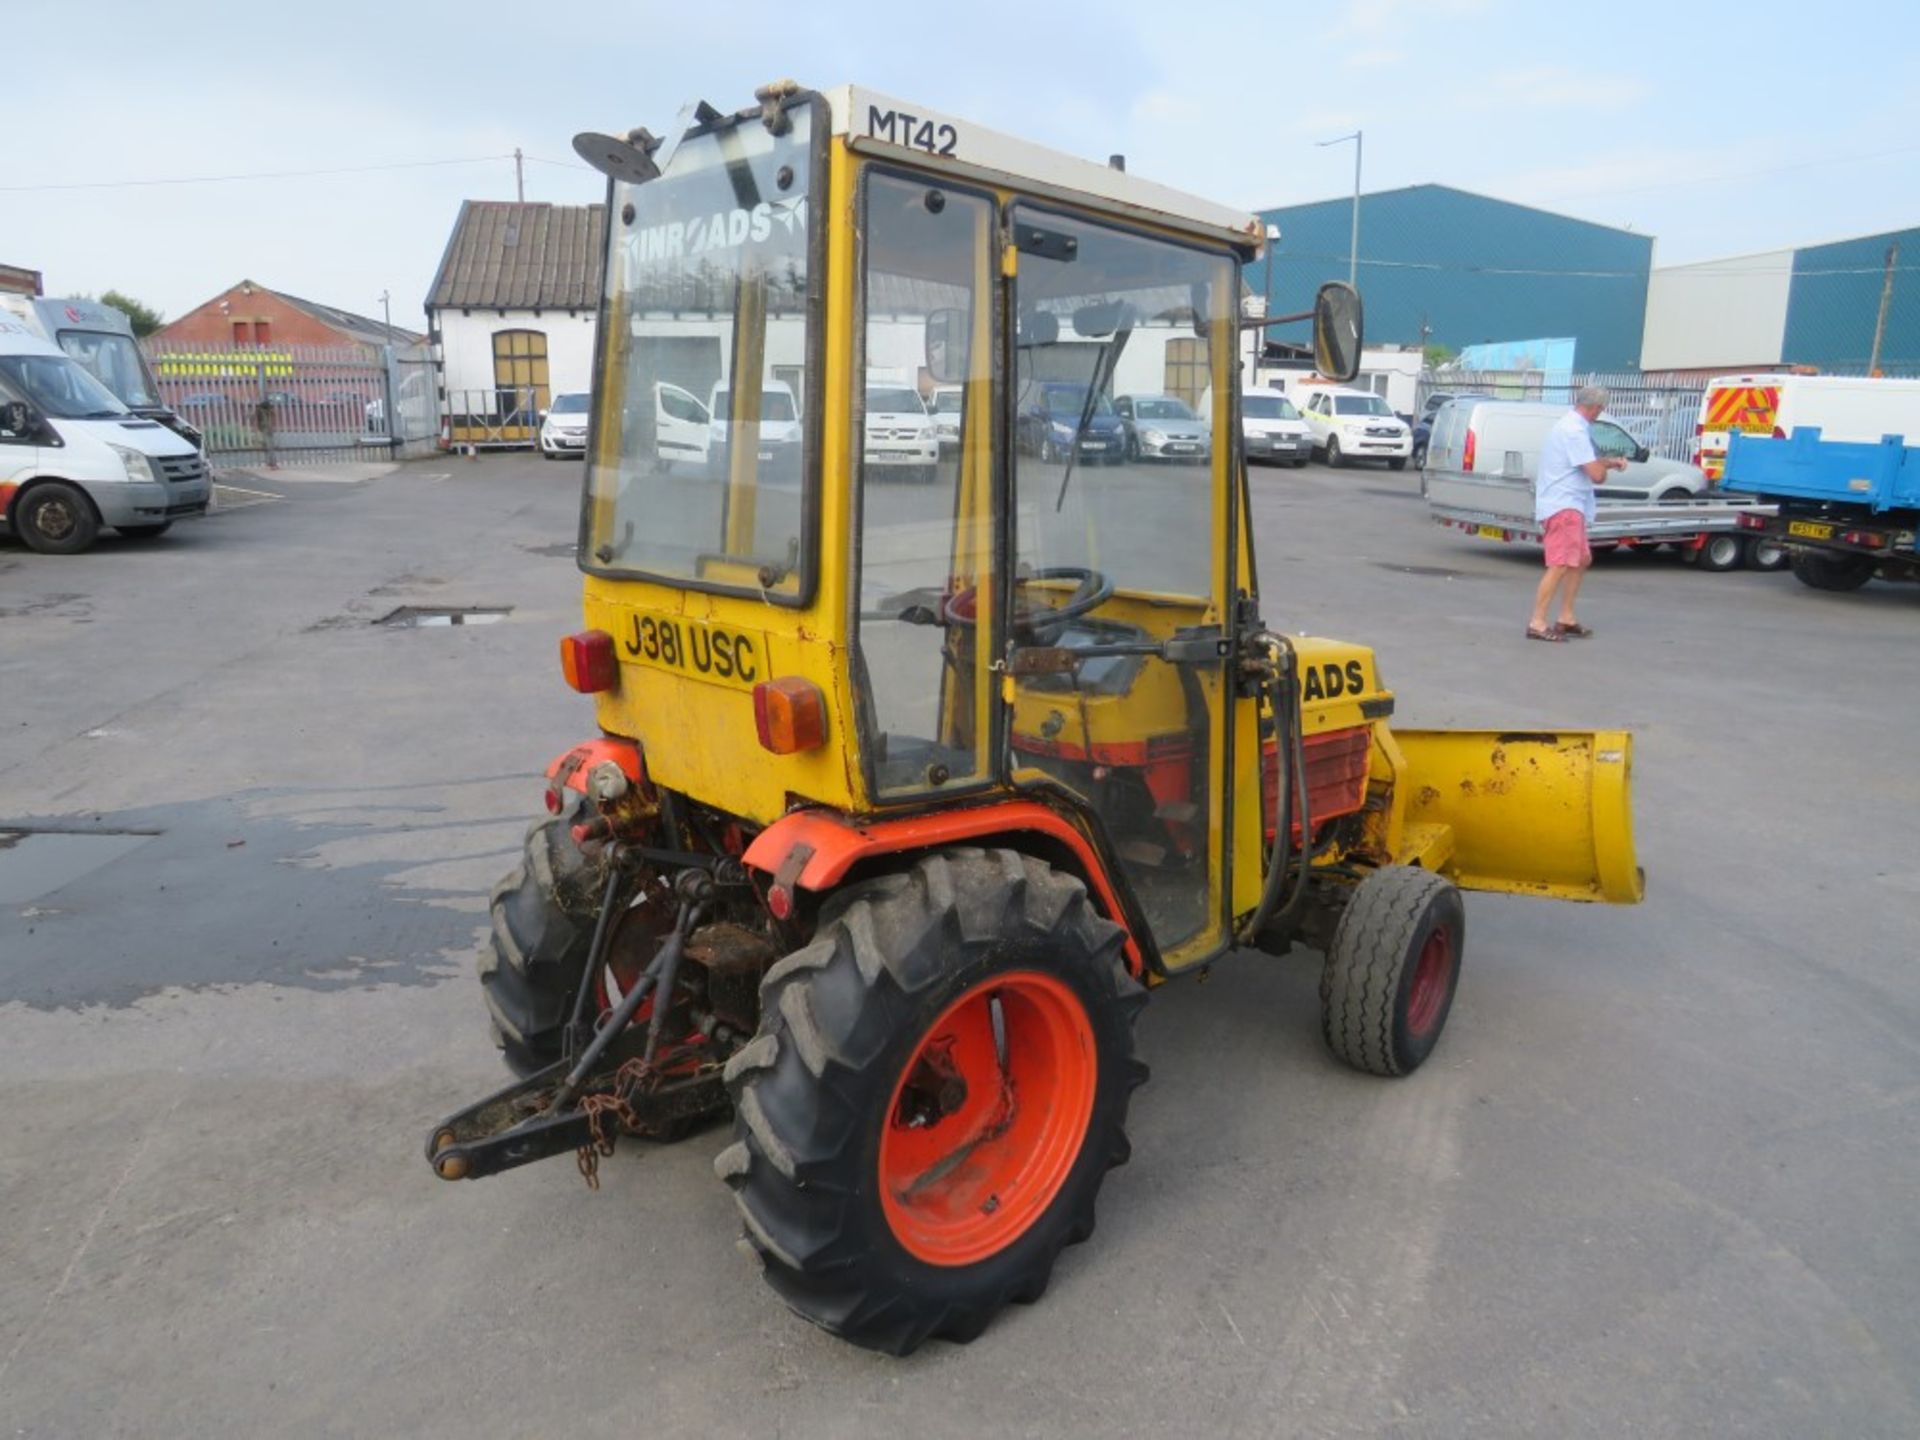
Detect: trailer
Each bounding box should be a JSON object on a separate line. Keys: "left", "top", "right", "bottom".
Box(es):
{"left": 1723, "top": 427, "right": 1920, "bottom": 591}
{"left": 1424, "top": 477, "right": 1779, "bottom": 572}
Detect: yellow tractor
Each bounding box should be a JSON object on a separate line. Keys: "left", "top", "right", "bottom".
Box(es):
{"left": 427, "top": 82, "right": 1643, "bottom": 1354}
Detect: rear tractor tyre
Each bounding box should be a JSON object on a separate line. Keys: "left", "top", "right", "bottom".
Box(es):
{"left": 1789, "top": 548, "right": 1875, "bottom": 592}
{"left": 477, "top": 812, "right": 604, "bottom": 1073}
{"left": 1745, "top": 536, "right": 1790, "bottom": 571}
{"left": 717, "top": 848, "right": 1146, "bottom": 1355}
{"left": 1320, "top": 866, "right": 1464, "bottom": 1078}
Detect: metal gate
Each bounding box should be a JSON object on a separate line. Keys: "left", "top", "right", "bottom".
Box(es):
{"left": 145, "top": 341, "right": 440, "bottom": 466}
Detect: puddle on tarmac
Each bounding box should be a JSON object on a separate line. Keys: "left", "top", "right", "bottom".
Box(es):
{"left": 374, "top": 606, "right": 512, "bottom": 628}
{"left": 0, "top": 829, "right": 157, "bottom": 906}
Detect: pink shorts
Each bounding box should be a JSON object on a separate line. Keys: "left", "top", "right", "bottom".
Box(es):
{"left": 1542, "top": 509, "right": 1591, "bottom": 569}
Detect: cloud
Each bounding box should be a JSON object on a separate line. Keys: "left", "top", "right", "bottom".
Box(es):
{"left": 1344, "top": 48, "right": 1407, "bottom": 69}
{"left": 1460, "top": 64, "right": 1651, "bottom": 113}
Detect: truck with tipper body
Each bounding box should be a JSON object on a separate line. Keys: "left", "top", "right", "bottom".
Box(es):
{"left": 0, "top": 321, "right": 209, "bottom": 553}
{"left": 1724, "top": 424, "right": 1920, "bottom": 591}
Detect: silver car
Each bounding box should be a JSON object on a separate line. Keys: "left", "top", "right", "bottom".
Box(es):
{"left": 1114, "top": 393, "right": 1210, "bottom": 463}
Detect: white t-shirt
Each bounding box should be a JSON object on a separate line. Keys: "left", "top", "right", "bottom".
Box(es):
{"left": 1536, "top": 410, "right": 1597, "bottom": 523}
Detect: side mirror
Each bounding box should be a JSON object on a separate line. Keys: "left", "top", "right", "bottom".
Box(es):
{"left": 1633, "top": 444, "right": 1650, "bottom": 464}
{"left": 3, "top": 400, "right": 36, "bottom": 437}
{"left": 925, "top": 308, "right": 970, "bottom": 384}
{"left": 1313, "top": 281, "right": 1363, "bottom": 383}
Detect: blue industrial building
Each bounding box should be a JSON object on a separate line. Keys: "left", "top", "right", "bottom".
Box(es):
{"left": 1642, "top": 224, "right": 1920, "bottom": 374}
{"left": 1782, "top": 227, "right": 1919, "bottom": 371}
{"left": 1255, "top": 185, "right": 1654, "bottom": 373}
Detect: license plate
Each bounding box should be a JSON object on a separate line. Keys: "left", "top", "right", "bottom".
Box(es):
{"left": 757, "top": 450, "right": 773, "bottom": 462}
{"left": 1476, "top": 524, "right": 1506, "bottom": 540}
{"left": 1787, "top": 520, "right": 1834, "bottom": 539}
{"left": 618, "top": 609, "right": 772, "bottom": 691}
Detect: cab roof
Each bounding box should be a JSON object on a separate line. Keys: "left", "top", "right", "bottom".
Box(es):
{"left": 823, "top": 85, "right": 1263, "bottom": 254}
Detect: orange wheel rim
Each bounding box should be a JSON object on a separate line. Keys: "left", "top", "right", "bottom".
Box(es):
{"left": 879, "top": 970, "right": 1097, "bottom": 1267}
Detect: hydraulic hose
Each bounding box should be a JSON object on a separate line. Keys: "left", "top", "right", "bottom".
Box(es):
{"left": 1241, "top": 632, "right": 1313, "bottom": 946}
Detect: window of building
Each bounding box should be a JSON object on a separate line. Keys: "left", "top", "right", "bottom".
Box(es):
{"left": 491, "top": 329, "right": 549, "bottom": 424}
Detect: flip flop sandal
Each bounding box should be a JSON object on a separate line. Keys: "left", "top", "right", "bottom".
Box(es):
{"left": 1525, "top": 625, "right": 1566, "bottom": 642}
{"left": 1558, "top": 623, "right": 1594, "bottom": 638}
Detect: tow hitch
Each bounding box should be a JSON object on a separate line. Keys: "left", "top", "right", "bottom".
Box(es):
{"left": 427, "top": 866, "right": 732, "bottom": 1186}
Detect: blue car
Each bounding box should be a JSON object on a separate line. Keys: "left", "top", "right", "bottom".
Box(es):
{"left": 1018, "top": 381, "right": 1126, "bottom": 464}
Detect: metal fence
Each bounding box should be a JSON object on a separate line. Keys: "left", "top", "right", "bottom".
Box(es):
{"left": 1415, "top": 369, "right": 1710, "bottom": 462}
{"left": 144, "top": 341, "right": 440, "bottom": 467}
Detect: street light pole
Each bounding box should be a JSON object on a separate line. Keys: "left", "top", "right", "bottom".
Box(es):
{"left": 380, "top": 289, "right": 392, "bottom": 336}
{"left": 1317, "top": 130, "right": 1363, "bottom": 286}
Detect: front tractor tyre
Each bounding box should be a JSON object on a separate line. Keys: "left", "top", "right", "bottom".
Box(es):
{"left": 1320, "top": 866, "right": 1465, "bottom": 1078}
{"left": 718, "top": 848, "right": 1146, "bottom": 1355}
{"left": 477, "top": 813, "right": 601, "bottom": 1073}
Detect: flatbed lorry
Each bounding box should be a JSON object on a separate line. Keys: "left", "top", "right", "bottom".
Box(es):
{"left": 1724, "top": 426, "right": 1920, "bottom": 591}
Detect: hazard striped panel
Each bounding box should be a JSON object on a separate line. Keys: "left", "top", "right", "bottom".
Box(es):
{"left": 1704, "top": 385, "right": 1779, "bottom": 433}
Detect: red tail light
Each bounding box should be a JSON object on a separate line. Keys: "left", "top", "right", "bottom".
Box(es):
{"left": 1841, "top": 530, "right": 1886, "bottom": 549}
{"left": 1462, "top": 426, "right": 1477, "bottom": 472}
{"left": 1735, "top": 512, "right": 1766, "bottom": 530}
{"left": 559, "top": 630, "right": 618, "bottom": 693}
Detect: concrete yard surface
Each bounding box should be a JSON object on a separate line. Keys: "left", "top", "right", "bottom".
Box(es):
{"left": 1, "top": 453, "right": 1917, "bottom": 1439}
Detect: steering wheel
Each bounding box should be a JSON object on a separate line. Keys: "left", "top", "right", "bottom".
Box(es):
{"left": 943, "top": 566, "right": 1114, "bottom": 644}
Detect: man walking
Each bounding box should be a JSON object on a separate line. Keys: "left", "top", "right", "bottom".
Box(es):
{"left": 1528, "top": 385, "right": 1628, "bottom": 641}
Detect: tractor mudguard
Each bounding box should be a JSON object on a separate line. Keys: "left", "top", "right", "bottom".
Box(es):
{"left": 1379, "top": 728, "right": 1643, "bottom": 904}
{"left": 740, "top": 801, "right": 1147, "bottom": 975}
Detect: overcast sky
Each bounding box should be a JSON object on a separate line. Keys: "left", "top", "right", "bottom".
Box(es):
{"left": 9, "top": 0, "right": 1918, "bottom": 330}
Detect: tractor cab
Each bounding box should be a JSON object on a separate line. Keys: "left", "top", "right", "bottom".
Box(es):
{"left": 576, "top": 83, "right": 1358, "bottom": 972}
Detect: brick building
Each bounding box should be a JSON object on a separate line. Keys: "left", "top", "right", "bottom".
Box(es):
{"left": 153, "top": 280, "right": 422, "bottom": 349}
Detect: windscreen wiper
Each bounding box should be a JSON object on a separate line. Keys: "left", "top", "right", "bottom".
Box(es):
{"left": 1053, "top": 325, "right": 1132, "bottom": 511}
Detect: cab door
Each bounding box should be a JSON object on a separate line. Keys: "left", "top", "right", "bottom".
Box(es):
{"left": 1002, "top": 204, "right": 1241, "bottom": 970}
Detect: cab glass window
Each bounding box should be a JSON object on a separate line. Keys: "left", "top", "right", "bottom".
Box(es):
{"left": 853, "top": 171, "right": 996, "bottom": 798}
{"left": 585, "top": 102, "right": 818, "bottom": 599}
{"left": 1006, "top": 204, "right": 1236, "bottom": 956}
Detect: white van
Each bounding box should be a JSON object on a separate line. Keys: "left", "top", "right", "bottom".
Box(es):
{"left": 0, "top": 321, "right": 209, "bottom": 554}
{"left": 707, "top": 378, "right": 803, "bottom": 483}
{"left": 1696, "top": 373, "right": 1920, "bottom": 481}
{"left": 0, "top": 292, "right": 201, "bottom": 451}
{"left": 1295, "top": 384, "right": 1413, "bottom": 468}
{"left": 1424, "top": 398, "right": 1709, "bottom": 510}
{"left": 1239, "top": 388, "right": 1313, "bottom": 466}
